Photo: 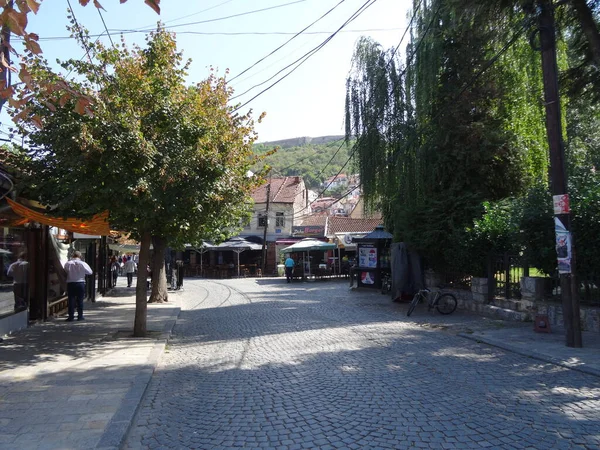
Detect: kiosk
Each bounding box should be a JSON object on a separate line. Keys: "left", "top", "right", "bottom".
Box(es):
{"left": 353, "top": 225, "right": 392, "bottom": 289}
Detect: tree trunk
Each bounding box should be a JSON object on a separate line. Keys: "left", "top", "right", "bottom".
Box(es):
{"left": 571, "top": 0, "right": 600, "bottom": 68}
{"left": 149, "top": 235, "right": 169, "bottom": 303}
{"left": 133, "top": 231, "right": 151, "bottom": 337}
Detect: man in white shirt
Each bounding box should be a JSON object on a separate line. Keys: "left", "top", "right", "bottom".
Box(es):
{"left": 63, "top": 251, "right": 93, "bottom": 321}
{"left": 124, "top": 256, "right": 137, "bottom": 287}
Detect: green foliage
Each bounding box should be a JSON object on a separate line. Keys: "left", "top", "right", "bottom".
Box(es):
{"left": 569, "top": 170, "right": 600, "bottom": 278}
{"left": 346, "top": 1, "right": 529, "bottom": 270}
{"left": 453, "top": 200, "right": 521, "bottom": 277}
{"left": 252, "top": 139, "right": 354, "bottom": 190}
{"left": 10, "top": 24, "right": 263, "bottom": 248}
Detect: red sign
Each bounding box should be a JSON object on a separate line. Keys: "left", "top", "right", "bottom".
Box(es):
{"left": 553, "top": 194, "right": 570, "bottom": 215}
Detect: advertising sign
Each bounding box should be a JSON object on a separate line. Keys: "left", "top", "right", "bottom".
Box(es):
{"left": 358, "top": 244, "right": 377, "bottom": 268}
{"left": 292, "top": 225, "right": 325, "bottom": 237}
{"left": 361, "top": 271, "right": 375, "bottom": 285}
{"left": 555, "top": 217, "right": 572, "bottom": 274}
{"left": 553, "top": 194, "right": 570, "bottom": 215}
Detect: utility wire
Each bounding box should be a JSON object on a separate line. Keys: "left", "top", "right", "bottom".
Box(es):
{"left": 97, "top": 8, "right": 115, "bottom": 48}
{"left": 66, "top": 0, "right": 95, "bottom": 66}
{"left": 139, "top": 0, "right": 234, "bottom": 29}
{"left": 232, "top": 0, "right": 378, "bottom": 111}
{"left": 229, "top": 0, "right": 347, "bottom": 83}
{"left": 29, "top": 27, "right": 403, "bottom": 41}
{"left": 118, "top": 0, "right": 308, "bottom": 34}
{"left": 267, "top": 1, "right": 422, "bottom": 187}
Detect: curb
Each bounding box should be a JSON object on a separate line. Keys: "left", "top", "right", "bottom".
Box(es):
{"left": 458, "top": 332, "right": 600, "bottom": 379}
{"left": 95, "top": 307, "right": 181, "bottom": 450}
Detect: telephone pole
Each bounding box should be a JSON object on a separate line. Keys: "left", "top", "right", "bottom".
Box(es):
{"left": 261, "top": 172, "right": 271, "bottom": 275}
{"left": 537, "top": 0, "right": 582, "bottom": 347}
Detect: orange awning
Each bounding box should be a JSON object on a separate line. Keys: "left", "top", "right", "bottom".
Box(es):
{"left": 6, "top": 198, "right": 110, "bottom": 236}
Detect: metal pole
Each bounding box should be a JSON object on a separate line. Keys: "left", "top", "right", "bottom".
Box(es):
{"left": 261, "top": 172, "right": 271, "bottom": 275}
{"left": 537, "top": 0, "right": 582, "bottom": 347}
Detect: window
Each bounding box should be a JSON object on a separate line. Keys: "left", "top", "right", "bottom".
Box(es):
{"left": 258, "top": 213, "right": 267, "bottom": 228}
{"left": 275, "top": 212, "right": 285, "bottom": 227}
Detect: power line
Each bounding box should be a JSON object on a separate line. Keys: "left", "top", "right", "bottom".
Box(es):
{"left": 231, "top": 0, "right": 379, "bottom": 111}
{"left": 66, "top": 0, "right": 95, "bottom": 66}
{"left": 139, "top": 0, "right": 234, "bottom": 29}
{"left": 273, "top": 1, "right": 423, "bottom": 183}
{"left": 29, "top": 27, "right": 404, "bottom": 42}
{"left": 228, "top": 0, "right": 348, "bottom": 83}
{"left": 97, "top": 8, "right": 114, "bottom": 48}
{"left": 117, "top": 0, "right": 308, "bottom": 35}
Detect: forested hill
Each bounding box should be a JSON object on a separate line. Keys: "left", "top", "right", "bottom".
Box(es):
{"left": 253, "top": 136, "right": 355, "bottom": 190}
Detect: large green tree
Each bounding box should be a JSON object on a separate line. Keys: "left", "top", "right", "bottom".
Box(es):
{"left": 346, "top": 1, "right": 528, "bottom": 270}
{"left": 11, "top": 25, "right": 263, "bottom": 336}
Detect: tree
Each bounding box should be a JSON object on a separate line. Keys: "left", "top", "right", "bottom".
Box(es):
{"left": 0, "top": 0, "right": 161, "bottom": 112}
{"left": 11, "top": 25, "right": 264, "bottom": 336}
{"left": 346, "top": 1, "right": 527, "bottom": 270}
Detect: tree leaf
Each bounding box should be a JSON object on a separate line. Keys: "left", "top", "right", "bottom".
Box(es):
{"left": 24, "top": 37, "right": 42, "bottom": 55}
{"left": 74, "top": 97, "right": 89, "bottom": 115}
{"left": 78, "top": 0, "right": 91, "bottom": 6}
{"left": 7, "top": 9, "right": 27, "bottom": 36}
{"left": 25, "top": 0, "right": 41, "bottom": 14}
{"left": 144, "top": 0, "right": 160, "bottom": 14}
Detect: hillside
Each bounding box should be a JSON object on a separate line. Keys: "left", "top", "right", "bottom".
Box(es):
{"left": 253, "top": 136, "right": 356, "bottom": 190}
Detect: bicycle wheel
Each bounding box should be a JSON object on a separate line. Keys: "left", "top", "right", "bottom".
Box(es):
{"left": 435, "top": 293, "right": 457, "bottom": 315}
{"left": 406, "top": 293, "right": 420, "bottom": 317}
{"left": 381, "top": 276, "right": 390, "bottom": 295}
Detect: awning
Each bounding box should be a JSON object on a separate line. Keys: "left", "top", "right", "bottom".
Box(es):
{"left": 334, "top": 232, "right": 366, "bottom": 250}
{"left": 6, "top": 198, "right": 110, "bottom": 236}
{"left": 275, "top": 238, "right": 302, "bottom": 245}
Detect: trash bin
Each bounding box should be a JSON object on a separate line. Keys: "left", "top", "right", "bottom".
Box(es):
{"left": 277, "top": 264, "right": 285, "bottom": 277}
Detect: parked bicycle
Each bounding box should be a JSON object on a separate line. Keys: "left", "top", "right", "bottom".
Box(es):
{"left": 406, "top": 288, "right": 457, "bottom": 317}
{"left": 381, "top": 272, "right": 391, "bottom": 295}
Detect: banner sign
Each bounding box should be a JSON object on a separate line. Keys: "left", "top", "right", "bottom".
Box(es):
{"left": 292, "top": 225, "right": 325, "bottom": 237}
{"left": 555, "top": 217, "right": 572, "bottom": 274}
{"left": 553, "top": 194, "right": 570, "bottom": 215}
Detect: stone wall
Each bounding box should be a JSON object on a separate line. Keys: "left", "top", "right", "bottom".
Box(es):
{"left": 426, "top": 272, "right": 600, "bottom": 331}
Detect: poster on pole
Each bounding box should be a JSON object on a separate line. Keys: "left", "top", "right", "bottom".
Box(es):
{"left": 553, "top": 194, "right": 570, "bottom": 215}
{"left": 554, "top": 217, "right": 572, "bottom": 274}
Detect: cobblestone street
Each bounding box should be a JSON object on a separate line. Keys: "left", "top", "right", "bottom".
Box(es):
{"left": 124, "top": 278, "right": 600, "bottom": 449}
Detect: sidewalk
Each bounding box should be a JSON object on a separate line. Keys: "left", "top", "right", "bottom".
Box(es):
{"left": 0, "top": 284, "right": 181, "bottom": 450}
{"left": 457, "top": 323, "right": 600, "bottom": 378}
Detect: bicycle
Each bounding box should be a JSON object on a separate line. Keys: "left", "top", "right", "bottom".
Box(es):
{"left": 381, "top": 272, "right": 391, "bottom": 295}
{"left": 406, "top": 288, "right": 457, "bottom": 317}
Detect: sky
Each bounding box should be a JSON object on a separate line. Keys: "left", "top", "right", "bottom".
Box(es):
{"left": 4, "top": 0, "right": 413, "bottom": 143}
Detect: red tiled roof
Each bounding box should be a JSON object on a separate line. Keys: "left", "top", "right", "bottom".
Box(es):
{"left": 297, "top": 214, "right": 327, "bottom": 227}
{"left": 252, "top": 176, "right": 303, "bottom": 204}
{"left": 326, "top": 217, "right": 382, "bottom": 234}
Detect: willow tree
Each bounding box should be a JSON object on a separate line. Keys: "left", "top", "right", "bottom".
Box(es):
{"left": 346, "top": 0, "right": 528, "bottom": 269}
{"left": 11, "top": 25, "right": 263, "bottom": 336}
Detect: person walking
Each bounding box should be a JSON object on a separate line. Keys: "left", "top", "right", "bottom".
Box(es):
{"left": 124, "top": 256, "right": 137, "bottom": 288}
{"left": 109, "top": 255, "right": 120, "bottom": 287}
{"left": 63, "top": 251, "right": 93, "bottom": 321}
{"left": 284, "top": 254, "right": 295, "bottom": 283}
{"left": 7, "top": 252, "right": 29, "bottom": 311}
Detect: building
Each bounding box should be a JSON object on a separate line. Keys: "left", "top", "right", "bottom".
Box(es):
{"left": 239, "top": 176, "right": 309, "bottom": 274}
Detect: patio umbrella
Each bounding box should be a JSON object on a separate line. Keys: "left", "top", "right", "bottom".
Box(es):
{"left": 215, "top": 237, "right": 262, "bottom": 277}
{"left": 187, "top": 242, "right": 214, "bottom": 277}
{"left": 281, "top": 239, "right": 337, "bottom": 277}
